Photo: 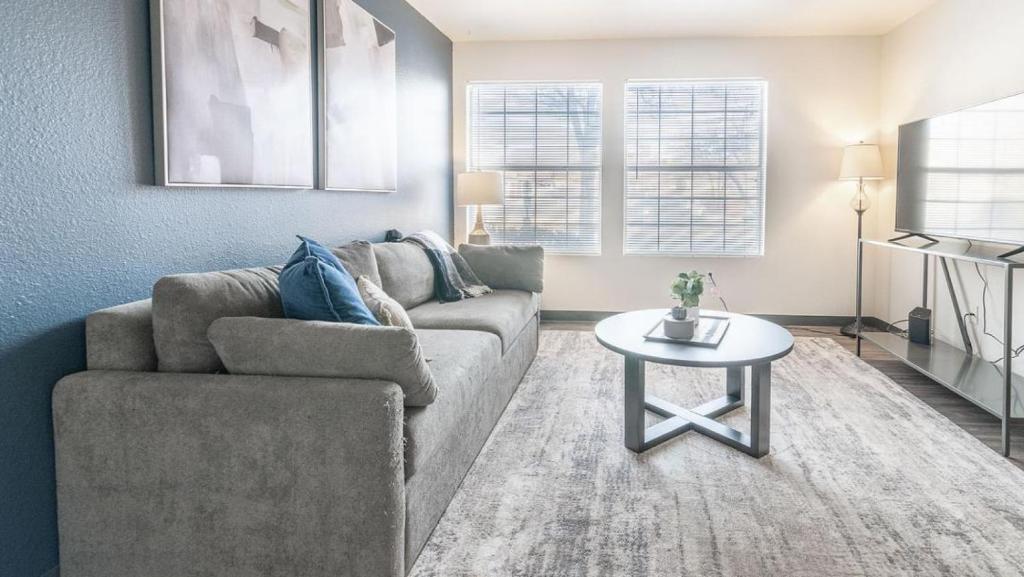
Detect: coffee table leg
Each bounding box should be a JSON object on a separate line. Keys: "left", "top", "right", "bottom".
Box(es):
{"left": 726, "top": 366, "right": 745, "bottom": 404}
{"left": 623, "top": 358, "right": 770, "bottom": 457}
{"left": 624, "top": 355, "right": 646, "bottom": 452}
{"left": 750, "top": 363, "right": 772, "bottom": 457}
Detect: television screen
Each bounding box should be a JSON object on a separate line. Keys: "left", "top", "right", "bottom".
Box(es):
{"left": 896, "top": 92, "right": 1024, "bottom": 246}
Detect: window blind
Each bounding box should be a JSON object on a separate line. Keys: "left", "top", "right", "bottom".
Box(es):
{"left": 624, "top": 80, "right": 766, "bottom": 256}
{"left": 467, "top": 82, "right": 602, "bottom": 255}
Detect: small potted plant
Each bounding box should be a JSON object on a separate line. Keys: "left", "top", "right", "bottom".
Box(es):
{"left": 670, "top": 271, "right": 704, "bottom": 322}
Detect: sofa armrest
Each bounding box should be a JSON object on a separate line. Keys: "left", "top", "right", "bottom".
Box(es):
{"left": 208, "top": 317, "right": 437, "bottom": 406}
{"left": 458, "top": 244, "right": 544, "bottom": 293}
{"left": 53, "top": 370, "right": 406, "bottom": 577}
{"left": 86, "top": 299, "right": 157, "bottom": 371}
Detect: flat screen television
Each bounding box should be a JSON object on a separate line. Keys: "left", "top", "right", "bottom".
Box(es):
{"left": 896, "top": 92, "right": 1024, "bottom": 247}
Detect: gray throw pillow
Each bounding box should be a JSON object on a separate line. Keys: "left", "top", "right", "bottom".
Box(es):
{"left": 331, "top": 240, "right": 382, "bottom": 288}
{"left": 457, "top": 244, "right": 544, "bottom": 293}
{"left": 207, "top": 316, "right": 437, "bottom": 406}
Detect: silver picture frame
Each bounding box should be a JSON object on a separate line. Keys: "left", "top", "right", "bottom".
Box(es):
{"left": 150, "top": 0, "right": 315, "bottom": 189}
{"left": 317, "top": 0, "right": 398, "bottom": 192}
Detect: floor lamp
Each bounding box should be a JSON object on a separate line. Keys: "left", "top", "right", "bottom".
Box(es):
{"left": 839, "top": 142, "right": 884, "bottom": 338}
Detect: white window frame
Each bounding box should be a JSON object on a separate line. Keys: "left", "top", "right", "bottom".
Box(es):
{"left": 466, "top": 81, "right": 603, "bottom": 256}
{"left": 623, "top": 78, "right": 768, "bottom": 257}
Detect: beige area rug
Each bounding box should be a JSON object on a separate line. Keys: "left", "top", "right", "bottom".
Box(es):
{"left": 409, "top": 332, "right": 1024, "bottom": 577}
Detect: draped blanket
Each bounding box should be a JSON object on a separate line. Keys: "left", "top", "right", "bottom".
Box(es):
{"left": 403, "top": 231, "right": 492, "bottom": 302}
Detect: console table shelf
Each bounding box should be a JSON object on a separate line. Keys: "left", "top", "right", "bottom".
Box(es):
{"left": 856, "top": 237, "right": 1022, "bottom": 457}
{"left": 861, "top": 331, "right": 1024, "bottom": 419}
{"left": 860, "top": 238, "right": 1024, "bottom": 269}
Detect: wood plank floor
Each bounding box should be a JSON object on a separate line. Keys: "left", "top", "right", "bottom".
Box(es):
{"left": 542, "top": 321, "right": 1024, "bottom": 469}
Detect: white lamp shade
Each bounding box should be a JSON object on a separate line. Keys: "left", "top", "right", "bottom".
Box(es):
{"left": 456, "top": 172, "right": 504, "bottom": 206}
{"left": 839, "top": 143, "right": 884, "bottom": 180}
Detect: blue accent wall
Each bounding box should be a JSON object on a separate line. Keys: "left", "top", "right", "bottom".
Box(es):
{"left": 0, "top": 0, "right": 452, "bottom": 574}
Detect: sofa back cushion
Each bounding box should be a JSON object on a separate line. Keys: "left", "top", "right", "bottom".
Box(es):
{"left": 153, "top": 266, "right": 283, "bottom": 373}
{"left": 331, "top": 240, "right": 382, "bottom": 288}
{"left": 457, "top": 244, "right": 544, "bottom": 293}
{"left": 372, "top": 243, "right": 435, "bottom": 309}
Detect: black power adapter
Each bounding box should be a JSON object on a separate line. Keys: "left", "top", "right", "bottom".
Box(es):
{"left": 908, "top": 307, "right": 931, "bottom": 345}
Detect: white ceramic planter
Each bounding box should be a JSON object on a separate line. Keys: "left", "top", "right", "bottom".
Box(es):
{"left": 663, "top": 316, "right": 696, "bottom": 339}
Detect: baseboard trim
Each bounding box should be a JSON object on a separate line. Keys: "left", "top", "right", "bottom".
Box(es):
{"left": 861, "top": 316, "right": 901, "bottom": 332}
{"left": 540, "top": 310, "right": 617, "bottom": 322}
{"left": 754, "top": 314, "right": 879, "bottom": 328}
{"left": 541, "top": 310, "right": 888, "bottom": 329}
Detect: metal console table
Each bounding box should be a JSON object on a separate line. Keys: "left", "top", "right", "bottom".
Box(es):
{"left": 855, "top": 238, "right": 1023, "bottom": 457}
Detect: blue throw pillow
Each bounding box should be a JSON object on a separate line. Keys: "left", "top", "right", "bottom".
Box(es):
{"left": 279, "top": 238, "right": 380, "bottom": 325}
{"left": 286, "top": 235, "right": 345, "bottom": 271}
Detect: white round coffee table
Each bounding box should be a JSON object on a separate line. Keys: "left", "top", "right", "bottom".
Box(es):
{"left": 595, "top": 309, "right": 794, "bottom": 457}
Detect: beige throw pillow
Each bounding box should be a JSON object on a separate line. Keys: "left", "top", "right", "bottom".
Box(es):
{"left": 357, "top": 276, "right": 414, "bottom": 330}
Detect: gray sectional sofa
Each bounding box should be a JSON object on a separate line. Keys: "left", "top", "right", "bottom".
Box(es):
{"left": 52, "top": 242, "right": 544, "bottom": 577}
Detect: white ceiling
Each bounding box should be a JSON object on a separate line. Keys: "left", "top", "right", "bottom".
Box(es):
{"left": 406, "top": 0, "right": 938, "bottom": 42}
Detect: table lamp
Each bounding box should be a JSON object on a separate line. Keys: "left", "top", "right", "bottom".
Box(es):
{"left": 457, "top": 171, "right": 504, "bottom": 245}
{"left": 839, "top": 142, "right": 884, "bottom": 337}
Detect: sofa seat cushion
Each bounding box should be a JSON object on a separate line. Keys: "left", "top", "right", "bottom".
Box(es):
{"left": 403, "top": 329, "right": 501, "bottom": 478}
{"left": 406, "top": 290, "right": 538, "bottom": 353}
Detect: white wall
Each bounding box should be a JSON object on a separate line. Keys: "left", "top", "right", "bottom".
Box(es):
{"left": 876, "top": 0, "right": 1024, "bottom": 367}
{"left": 453, "top": 37, "right": 882, "bottom": 314}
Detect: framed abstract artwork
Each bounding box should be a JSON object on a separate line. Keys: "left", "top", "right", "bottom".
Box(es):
{"left": 151, "top": 0, "right": 314, "bottom": 188}
{"left": 317, "top": 0, "right": 398, "bottom": 191}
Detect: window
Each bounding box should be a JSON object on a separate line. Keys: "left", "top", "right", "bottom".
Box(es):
{"left": 624, "top": 80, "right": 767, "bottom": 256}
{"left": 467, "top": 82, "right": 602, "bottom": 255}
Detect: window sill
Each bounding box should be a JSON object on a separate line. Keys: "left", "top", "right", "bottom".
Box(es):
{"left": 622, "top": 251, "right": 764, "bottom": 258}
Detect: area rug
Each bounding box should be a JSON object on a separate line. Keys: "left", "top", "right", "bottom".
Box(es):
{"left": 409, "top": 332, "right": 1024, "bottom": 577}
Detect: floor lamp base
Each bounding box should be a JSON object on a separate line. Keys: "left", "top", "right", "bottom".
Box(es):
{"left": 839, "top": 322, "right": 860, "bottom": 338}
